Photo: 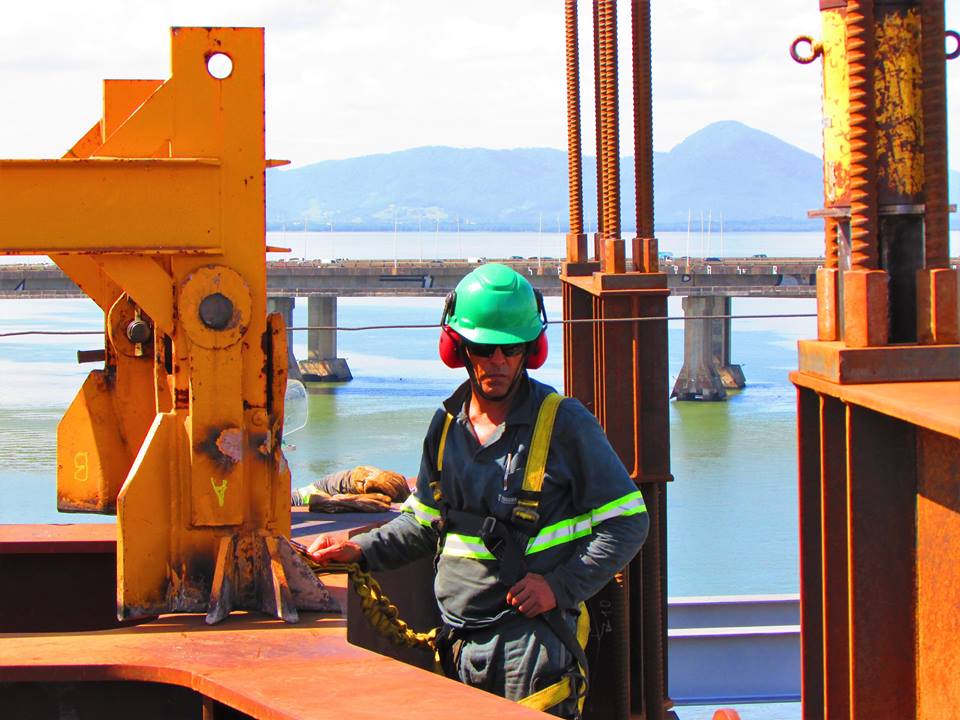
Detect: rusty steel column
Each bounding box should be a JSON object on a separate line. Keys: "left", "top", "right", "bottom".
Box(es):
{"left": 793, "top": 3, "right": 960, "bottom": 719}
{"left": 563, "top": 3, "right": 672, "bottom": 719}
{"left": 796, "top": 0, "right": 958, "bottom": 369}
{"left": 565, "top": 0, "right": 587, "bottom": 263}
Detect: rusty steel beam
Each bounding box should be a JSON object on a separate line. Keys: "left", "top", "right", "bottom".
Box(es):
{"left": 795, "top": 388, "right": 824, "bottom": 717}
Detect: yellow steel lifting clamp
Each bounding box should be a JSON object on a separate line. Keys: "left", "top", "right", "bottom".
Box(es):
{"left": 0, "top": 28, "right": 336, "bottom": 623}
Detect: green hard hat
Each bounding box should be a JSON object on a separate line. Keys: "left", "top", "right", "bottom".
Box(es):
{"left": 447, "top": 263, "right": 544, "bottom": 344}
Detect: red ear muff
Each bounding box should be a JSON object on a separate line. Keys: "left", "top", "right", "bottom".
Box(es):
{"left": 525, "top": 332, "right": 548, "bottom": 369}
{"left": 439, "top": 326, "right": 465, "bottom": 368}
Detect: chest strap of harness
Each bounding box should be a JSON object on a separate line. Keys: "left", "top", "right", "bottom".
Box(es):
{"left": 434, "top": 392, "right": 563, "bottom": 529}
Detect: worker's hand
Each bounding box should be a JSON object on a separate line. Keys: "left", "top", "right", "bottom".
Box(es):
{"left": 307, "top": 535, "right": 363, "bottom": 565}
{"left": 506, "top": 572, "right": 557, "bottom": 618}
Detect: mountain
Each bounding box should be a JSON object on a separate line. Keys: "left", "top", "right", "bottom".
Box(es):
{"left": 266, "top": 121, "right": 960, "bottom": 232}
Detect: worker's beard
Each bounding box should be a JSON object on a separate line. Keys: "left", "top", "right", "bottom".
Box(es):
{"left": 464, "top": 354, "right": 527, "bottom": 403}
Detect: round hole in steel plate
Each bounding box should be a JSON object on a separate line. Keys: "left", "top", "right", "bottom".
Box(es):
{"left": 207, "top": 52, "right": 233, "bottom": 79}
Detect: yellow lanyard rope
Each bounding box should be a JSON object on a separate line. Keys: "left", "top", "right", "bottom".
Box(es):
{"left": 293, "top": 543, "right": 438, "bottom": 652}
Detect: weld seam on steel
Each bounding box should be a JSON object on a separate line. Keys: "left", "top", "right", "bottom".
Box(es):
{"left": 920, "top": 0, "right": 948, "bottom": 268}
{"left": 566, "top": 0, "right": 584, "bottom": 238}
{"left": 845, "top": 0, "right": 879, "bottom": 270}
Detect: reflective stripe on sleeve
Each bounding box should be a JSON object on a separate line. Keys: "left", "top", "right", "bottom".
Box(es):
{"left": 401, "top": 493, "right": 441, "bottom": 527}
{"left": 441, "top": 533, "right": 496, "bottom": 560}
{"left": 590, "top": 490, "right": 647, "bottom": 525}
{"left": 524, "top": 513, "right": 593, "bottom": 555}
{"left": 525, "top": 490, "right": 647, "bottom": 556}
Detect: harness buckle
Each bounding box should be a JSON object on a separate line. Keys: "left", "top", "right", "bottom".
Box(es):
{"left": 510, "top": 504, "right": 540, "bottom": 531}
{"left": 480, "top": 516, "right": 504, "bottom": 557}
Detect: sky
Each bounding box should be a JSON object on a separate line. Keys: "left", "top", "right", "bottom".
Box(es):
{"left": 0, "top": 0, "right": 957, "bottom": 169}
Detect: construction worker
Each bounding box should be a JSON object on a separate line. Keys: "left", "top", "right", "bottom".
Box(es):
{"left": 309, "top": 263, "right": 648, "bottom": 718}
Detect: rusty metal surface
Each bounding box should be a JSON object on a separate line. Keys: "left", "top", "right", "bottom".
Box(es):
{"left": 592, "top": 0, "right": 604, "bottom": 243}
{"left": 874, "top": 4, "right": 924, "bottom": 205}
{"left": 793, "top": 382, "right": 959, "bottom": 719}
{"left": 0, "top": 524, "right": 149, "bottom": 632}
{"left": 916, "top": 428, "right": 960, "bottom": 718}
{"left": 0, "top": 612, "right": 548, "bottom": 720}
{"left": 565, "top": 0, "right": 584, "bottom": 240}
{"left": 845, "top": 0, "right": 879, "bottom": 270}
{"left": 631, "top": 0, "right": 655, "bottom": 272}
{"left": 920, "top": 0, "right": 949, "bottom": 268}
{"left": 818, "top": 395, "right": 849, "bottom": 719}
{"left": 597, "top": 0, "right": 621, "bottom": 264}
{"left": 796, "top": 338, "right": 960, "bottom": 384}
{"left": 791, "top": 371, "right": 960, "bottom": 440}
{"left": 795, "top": 389, "right": 824, "bottom": 718}
{"left": 847, "top": 406, "right": 917, "bottom": 718}
{"left": 820, "top": 5, "right": 851, "bottom": 207}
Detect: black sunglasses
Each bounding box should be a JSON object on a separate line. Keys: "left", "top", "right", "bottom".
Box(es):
{"left": 464, "top": 340, "right": 527, "bottom": 358}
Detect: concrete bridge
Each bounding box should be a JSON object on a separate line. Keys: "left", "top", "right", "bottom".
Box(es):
{"left": 0, "top": 257, "right": 821, "bottom": 398}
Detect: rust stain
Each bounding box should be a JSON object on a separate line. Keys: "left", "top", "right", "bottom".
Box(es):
{"left": 214, "top": 427, "right": 243, "bottom": 463}
{"left": 197, "top": 426, "right": 243, "bottom": 471}
{"left": 821, "top": 9, "right": 850, "bottom": 206}
{"left": 874, "top": 8, "right": 924, "bottom": 200}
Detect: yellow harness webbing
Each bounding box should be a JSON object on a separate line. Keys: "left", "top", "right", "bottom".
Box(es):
{"left": 517, "top": 602, "right": 590, "bottom": 714}
{"left": 436, "top": 412, "right": 454, "bottom": 471}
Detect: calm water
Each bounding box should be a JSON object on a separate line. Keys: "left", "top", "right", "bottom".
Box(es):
{"left": 0, "top": 229, "right": 830, "bottom": 599}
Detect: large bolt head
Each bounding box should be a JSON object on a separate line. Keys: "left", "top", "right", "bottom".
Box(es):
{"left": 126, "top": 318, "right": 152, "bottom": 345}
{"left": 199, "top": 293, "right": 235, "bottom": 330}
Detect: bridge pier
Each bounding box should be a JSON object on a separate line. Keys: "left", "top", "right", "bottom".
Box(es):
{"left": 671, "top": 296, "right": 745, "bottom": 401}
{"left": 300, "top": 295, "right": 352, "bottom": 382}
{"left": 266, "top": 296, "right": 303, "bottom": 382}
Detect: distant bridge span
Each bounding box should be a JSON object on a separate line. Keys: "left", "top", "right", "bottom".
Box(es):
{"left": 0, "top": 256, "right": 832, "bottom": 395}
{"left": 0, "top": 258, "right": 821, "bottom": 299}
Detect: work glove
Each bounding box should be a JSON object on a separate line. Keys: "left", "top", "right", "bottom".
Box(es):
{"left": 307, "top": 491, "right": 394, "bottom": 513}
{"left": 350, "top": 466, "right": 411, "bottom": 502}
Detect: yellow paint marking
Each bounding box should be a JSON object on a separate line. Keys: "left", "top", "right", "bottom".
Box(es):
{"left": 210, "top": 477, "right": 229, "bottom": 507}
{"left": 74, "top": 451, "right": 89, "bottom": 483}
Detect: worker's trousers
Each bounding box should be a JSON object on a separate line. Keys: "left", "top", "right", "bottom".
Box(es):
{"left": 451, "top": 608, "right": 581, "bottom": 720}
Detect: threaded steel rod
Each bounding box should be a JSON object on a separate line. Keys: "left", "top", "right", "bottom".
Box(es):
{"left": 598, "top": 0, "right": 621, "bottom": 241}
{"left": 845, "top": 0, "right": 879, "bottom": 270}
{"left": 632, "top": 0, "right": 654, "bottom": 246}
{"left": 565, "top": 0, "right": 585, "bottom": 242}
{"left": 593, "top": 0, "right": 605, "bottom": 246}
{"left": 920, "top": 0, "right": 949, "bottom": 268}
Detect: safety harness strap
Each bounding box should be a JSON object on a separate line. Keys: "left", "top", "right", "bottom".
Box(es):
{"left": 512, "top": 392, "right": 563, "bottom": 528}
{"left": 517, "top": 602, "right": 591, "bottom": 715}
